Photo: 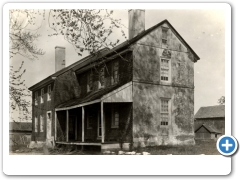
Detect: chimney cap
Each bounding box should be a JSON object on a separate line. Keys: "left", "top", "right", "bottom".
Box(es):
{"left": 55, "top": 46, "right": 65, "bottom": 49}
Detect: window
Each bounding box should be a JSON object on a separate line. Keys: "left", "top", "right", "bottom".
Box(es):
{"left": 112, "top": 61, "right": 119, "bottom": 84}
{"left": 41, "top": 88, "right": 44, "bottom": 103}
{"left": 35, "top": 91, "right": 38, "bottom": 105}
{"left": 160, "top": 59, "right": 170, "bottom": 82}
{"left": 40, "top": 115, "right": 44, "bottom": 132}
{"left": 162, "top": 28, "right": 168, "bottom": 48}
{"left": 111, "top": 107, "right": 119, "bottom": 128}
{"left": 98, "top": 67, "right": 105, "bottom": 89}
{"left": 35, "top": 116, "right": 38, "bottom": 132}
{"left": 160, "top": 99, "right": 170, "bottom": 126}
{"left": 87, "top": 112, "right": 93, "bottom": 129}
{"left": 47, "top": 85, "right": 51, "bottom": 101}
{"left": 87, "top": 72, "right": 93, "bottom": 92}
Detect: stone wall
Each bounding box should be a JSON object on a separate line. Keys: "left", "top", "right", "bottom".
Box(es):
{"left": 132, "top": 22, "right": 196, "bottom": 147}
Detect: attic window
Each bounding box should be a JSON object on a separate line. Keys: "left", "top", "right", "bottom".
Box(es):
{"left": 162, "top": 28, "right": 168, "bottom": 48}
{"left": 87, "top": 72, "right": 93, "bottom": 92}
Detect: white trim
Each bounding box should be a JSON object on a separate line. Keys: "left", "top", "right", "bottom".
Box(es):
{"left": 55, "top": 99, "right": 101, "bottom": 111}
{"left": 55, "top": 82, "right": 132, "bottom": 111}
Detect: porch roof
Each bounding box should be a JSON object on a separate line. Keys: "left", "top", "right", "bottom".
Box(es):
{"left": 55, "top": 82, "right": 132, "bottom": 111}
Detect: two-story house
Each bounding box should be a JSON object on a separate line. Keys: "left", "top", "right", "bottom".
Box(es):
{"left": 29, "top": 9, "right": 200, "bottom": 150}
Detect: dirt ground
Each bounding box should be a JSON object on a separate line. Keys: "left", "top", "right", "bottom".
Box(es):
{"left": 9, "top": 139, "right": 220, "bottom": 155}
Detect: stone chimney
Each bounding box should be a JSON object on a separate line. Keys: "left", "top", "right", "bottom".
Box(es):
{"left": 128, "top": 9, "right": 145, "bottom": 39}
{"left": 55, "top": 46, "right": 66, "bottom": 72}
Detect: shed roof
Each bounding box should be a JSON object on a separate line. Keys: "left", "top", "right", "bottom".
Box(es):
{"left": 9, "top": 122, "right": 32, "bottom": 132}
{"left": 29, "top": 19, "right": 200, "bottom": 91}
{"left": 56, "top": 82, "right": 129, "bottom": 110}
{"left": 194, "top": 105, "right": 225, "bottom": 119}
{"left": 195, "top": 124, "right": 222, "bottom": 134}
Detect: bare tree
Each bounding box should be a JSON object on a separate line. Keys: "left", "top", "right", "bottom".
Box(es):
{"left": 9, "top": 9, "right": 45, "bottom": 60}
{"left": 48, "top": 9, "right": 127, "bottom": 56}
{"left": 9, "top": 9, "right": 127, "bottom": 119}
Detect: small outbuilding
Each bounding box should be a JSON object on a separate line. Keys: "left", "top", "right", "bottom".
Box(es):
{"left": 9, "top": 122, "right": 32, "bottom": 146}
{"left": 194, "top": 105, "right": 225, "bottom": 140}
{"left": 194, "top": 124, "right": 222, "bottom": 140}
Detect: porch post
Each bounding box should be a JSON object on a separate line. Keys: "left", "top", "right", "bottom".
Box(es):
{"left": 66, "top": 110, "right": 69, "bottom": 142}
{"left": 75, "top": 116, "right": 77, "bottom": 140}
{"left": 82, "top": 106, "right": 85, "bottom": 142}
{"left": 101, "top": 101, "right": 105, "bottom": 143}
{"left": 55, "top": 110, "right": 57, "bottom": 141}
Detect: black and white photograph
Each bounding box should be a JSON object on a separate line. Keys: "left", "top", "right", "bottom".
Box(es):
{"left": 3, "top": 2, "right": 233, "bottom": 176}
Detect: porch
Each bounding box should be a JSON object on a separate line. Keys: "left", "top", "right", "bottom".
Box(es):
{"left": 54, "top": 82, "right": 133, "bottom": 150}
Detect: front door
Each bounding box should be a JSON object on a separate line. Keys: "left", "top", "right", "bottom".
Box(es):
{"left": 69, "top": 116, "right": 77, "bottom": 140}
{"left": 46, "top": 111, "right": 52, "bottom": 140}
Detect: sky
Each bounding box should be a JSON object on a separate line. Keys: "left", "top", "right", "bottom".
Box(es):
{"left": 10, "top": 9, "right": 225, "bottom": 119}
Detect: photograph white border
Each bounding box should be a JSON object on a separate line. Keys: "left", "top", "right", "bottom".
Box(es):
{"left": 3, "top": 2, "right": 231, "bottom": 176}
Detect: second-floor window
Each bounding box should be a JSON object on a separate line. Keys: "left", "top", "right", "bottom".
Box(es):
{"left": 160, "top": 59, "right": 170, "bottom": 82}
{"left": 87, "top": 72, "right": 93, "bottom": 92}
{"left": 47, "top": 85, "right": 51, "bottom": 101}
{"left": 98, "top": 67, "right": 105, "bottom": 89}
{"left": 35, "top": 91, "right": 38, "bottom": 105}
{"left": 41, "top": 88, "right": 44, "bottom": 103}
{"left": 112, "top": 61, "right": 119, "bottom": 84}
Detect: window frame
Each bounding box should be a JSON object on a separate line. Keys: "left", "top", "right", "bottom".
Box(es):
{"left": 160, "top": 58, "right": 171, "bottom": 84}
{"left": 160, "top": 98, "right": 171, "bottom": 127}
{"left": 47, "top": 85, "right": 51, "bottom": 101}
{"left": 161, "top": 27, "right": 168, "bottom": 48}
{"left": 112, "top": 60, "right": 119, "bottom": 85}
{"left": 40, "top": 88, "right": 44, "bottom": 104}
{"left": 87, "top": 71, "right": 93, "bottom": 92}
{"left": 98, "top": 66, "right": 105, "bottom": 89}
{"left": 35, "top": 91, "right": 38, "bottom": 105}
{"left": 111, "top": 106, "right": 119, "bottom": 128}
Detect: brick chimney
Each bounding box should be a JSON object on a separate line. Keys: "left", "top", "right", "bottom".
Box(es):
{"left": 55, "top": 46, "right": 65, "bottom": 72}
{"left": 128, "top": 9, "right": 145, "bottom": 39}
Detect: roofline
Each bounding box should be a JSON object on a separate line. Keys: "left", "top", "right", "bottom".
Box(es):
{"left": 29, "top": 19, "right": 200, "bottom": 91}
{"left": 28, "top": 76, "right": 56, "bottom": 91}
{"left": 195, "top": 117, "right": 225, "bottom": 119}
{"left": 28, "top": 47, "right": 131, "bottom": 91}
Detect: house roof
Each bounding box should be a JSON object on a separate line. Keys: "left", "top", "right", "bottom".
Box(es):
{"left": 195, "top": 124, "right": 222, "bottom": 134}
{"left": 56, "top": 82, "right": 128, "bottom": 109}
{"left": 9, "top": 122, "right": 32, "bottom": 132}
{"left": 29, "top": 19, "right": 200, "bottom": 91}
{"left": 194, "top": 105, "right": 225, "bottom": 119}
